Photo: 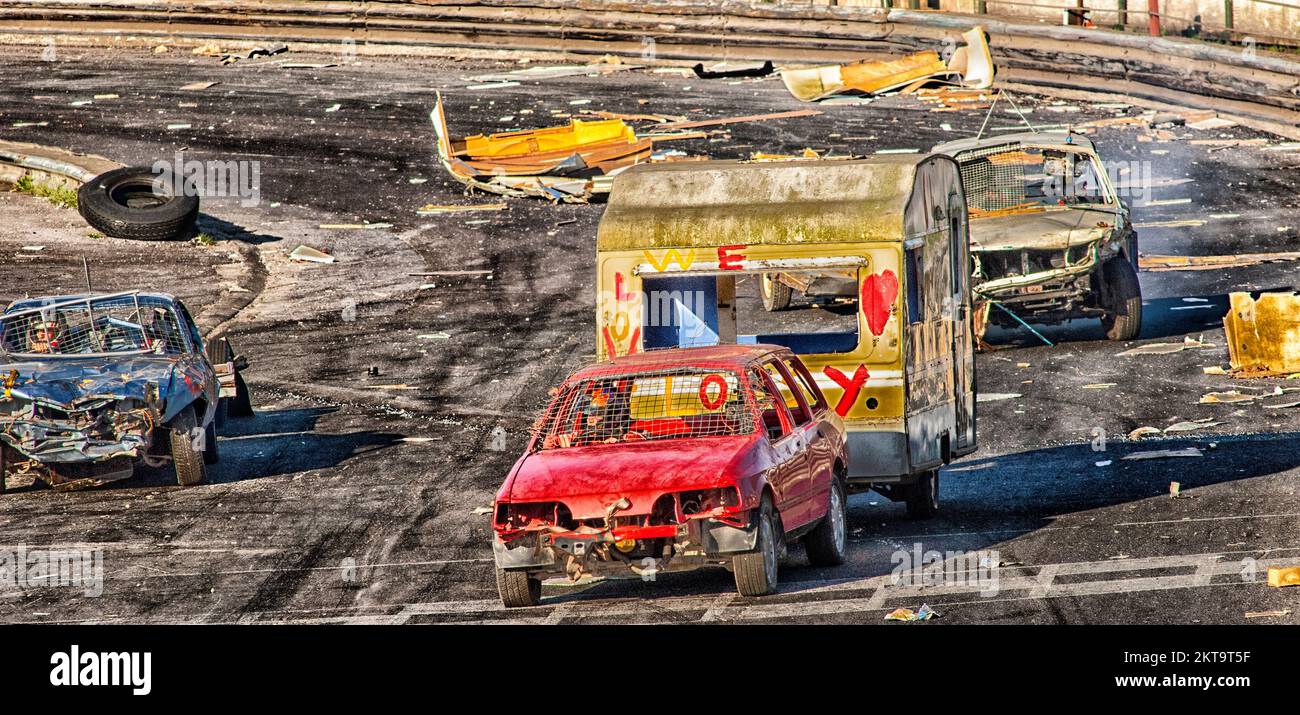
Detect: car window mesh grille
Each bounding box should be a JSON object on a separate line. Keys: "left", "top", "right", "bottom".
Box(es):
{"left": 956, "top": 145, "right": 1048, "bottom": 213}
{"left": 533, "top": 366, "right": 755, "bottom": 450}
{"left": 0, "top": 294, "right": 188, "bottom": 357}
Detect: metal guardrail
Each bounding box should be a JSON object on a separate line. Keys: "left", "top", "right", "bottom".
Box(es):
{"left": 865, "top": 0, "right": 1300, "bottom": 45}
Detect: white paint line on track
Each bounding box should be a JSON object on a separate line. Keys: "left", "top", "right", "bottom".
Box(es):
{"left": 115, "top": 557, "right": 493, "bottom": 580}
{"left": 1115, "top": 512, "right": 1300, "bottom": 527}
{"left": 29, "top": 547, "right": 1300, "bottom": 625}
{"left": 699, "top": 593, "right": 736, "bottom": 622}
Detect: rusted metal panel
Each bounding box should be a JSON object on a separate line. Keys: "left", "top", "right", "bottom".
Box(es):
{"left": 1224, "top": 291, "right": 1300, "bottom": 376}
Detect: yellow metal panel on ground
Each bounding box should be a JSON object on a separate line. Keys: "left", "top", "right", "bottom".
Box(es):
{"left": 1267, "top": 566, "right": 1300, "bottom": 587}
{"left": 462, "top": 118, "right": 637, "bottom": 158}
{"left": 1223, "top": 292, "right": 1300, "bottom": 376}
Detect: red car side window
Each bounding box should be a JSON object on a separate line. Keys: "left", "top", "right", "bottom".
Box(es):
{"left": 784, "top": 358, "right": 826, "bottom": 414}
{"left": 763, "top": 361, "right": 811, "bottom": 427}
{"left": 750, "top": 368, "right": 793, "bottom": 440}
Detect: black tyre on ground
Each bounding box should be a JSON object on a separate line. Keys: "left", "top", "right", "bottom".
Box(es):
{"left": 496, "top": 568, "right": 542, "bottom": 608}
{"left": 77, "top": 166, "right": 200, "bottom": 241}
{"left": 804, "top": 479, "right": 848, "bottom": 566}
{"left": 227, "top": 372, "right": 255, "bottom": 418}
{"left": 213, "top": 396, "right": 229, "bottom": 429}
{"left": 905, "top": 468, "right": 939, "bottom": 520}
{"left": 0, "top": 447, "right": 7, "bottom": 495}
{"left": 169, "top": 405, "right": 207, "bottom": 486}
{"left": 203, "top": 420, "right": 219, "bottom": 465}
{"left": 1099, "top": 256, "right": 1142, "bottom": 341}
{"left": 733, "top": 494, "right": 780, "bottom": 596}
{"left": 760, "top": 273, "right": 793, "bottom": 312}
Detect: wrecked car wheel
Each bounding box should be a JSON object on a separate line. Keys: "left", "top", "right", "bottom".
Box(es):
{"left": 804, "top": 479, "right": 847, "bottom": 566}
{"left": 169, "top": 406, "right": 207, "bottom": 486}
{"left": 734, "top": 495, "right": 780, "bottom": 596}
{"left": 0, "top": 446, "right": 7, "bottom": 495}
{"left": 496, "top": 568, "right": 542, "bottom": 608}
{"left": 77, "top": 166, "right": 200, "bottom": 241}
{"left": 760, "top": 273, "right": 793, "bottom": 312}
{"left": 1100, "top": 257, "right": 1143, "bottom": 341}
{"left": 904, "top": 469, "right": 939, "bottom": 519}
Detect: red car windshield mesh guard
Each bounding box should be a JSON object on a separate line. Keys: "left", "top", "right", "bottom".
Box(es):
{"left": 533, "top": 366, "right": 756, "bottom": 450}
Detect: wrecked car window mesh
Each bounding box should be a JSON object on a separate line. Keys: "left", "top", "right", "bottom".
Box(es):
{"left": 955, "top": 146, "right": 1107, "bottom": 214}
{"left": 0, "top": 294, "right": 188, "bottom": 357}
{"left": 533, "top": 367, "right": 754, "bottom": 450}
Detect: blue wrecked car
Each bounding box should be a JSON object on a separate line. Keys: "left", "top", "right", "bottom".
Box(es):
{"left": 0, "top": 291, "right": 250, "bottom": 491}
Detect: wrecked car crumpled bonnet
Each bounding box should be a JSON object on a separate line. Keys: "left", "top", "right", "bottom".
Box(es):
{"left": 968, "top": 207, "right": 1118, "bottom": 252}
{"left": 0, "top": 357, "right": 178, "bottom": 463}
{"left": 505, "top": 436, "right": 758, "bottom": 520}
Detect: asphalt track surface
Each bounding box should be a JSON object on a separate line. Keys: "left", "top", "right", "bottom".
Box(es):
{"left": 0, "top": 44, "right": 1297, "bottom": 624}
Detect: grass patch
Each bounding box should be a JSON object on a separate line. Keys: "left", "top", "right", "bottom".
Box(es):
{"left": 14, "top": 174, "right": 78, "bottom": 209}
{"left": 191, "top": 233, "right": 215, "bottom": 247}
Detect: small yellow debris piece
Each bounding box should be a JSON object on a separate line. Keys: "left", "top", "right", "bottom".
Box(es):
{"left": 1267, "top": 566, "right": 1300, "bottom": 588}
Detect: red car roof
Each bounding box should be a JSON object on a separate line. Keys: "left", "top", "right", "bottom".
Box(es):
{"left": 568, "top": 344, "right": 789, "bottom": 382}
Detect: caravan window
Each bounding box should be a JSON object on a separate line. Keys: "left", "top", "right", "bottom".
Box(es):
{"left": 735, "top": 270, "right": 860, "bottom": 355}
{"left": 905, "top": 247, "right": 924, "bottom": 325}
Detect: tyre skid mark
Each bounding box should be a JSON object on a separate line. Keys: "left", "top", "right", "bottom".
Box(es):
{"left": 140, "top": 549, "right": 1300, "bottom": 625}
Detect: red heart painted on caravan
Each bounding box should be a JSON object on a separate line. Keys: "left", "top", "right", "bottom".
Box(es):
{"left": 861, "top": 269, "right": 899, "bottom": 336}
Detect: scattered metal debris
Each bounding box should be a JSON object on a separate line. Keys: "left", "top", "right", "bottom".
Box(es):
{"left": 783, "top": 26, "right": 993, "bottom": 101}
{"left": 1140, "top": 252, "right": 1300, "bottom": 271}
{"left": 1199, "top": 391, "right": 1256, "bottom": 404}
{"left": 884, "top": 604, "right": 938, "bottom": 621}
{"left": 1121, "top": 447, "right": 1203, "bottom": 460}
{"left": 1163, "top": 419, "right": 1223, "bottom": 433}
{"left": 288, "top": 245, "right": 335, "bottom": 264}
{"left": 416, "top": 203, "right": 507, "bottom": 215}
{"left": 1117, "top": 337, "right": 1212, "bottom": 356}
{"left": 692, "top": 60, "right": 774, "bottom": 79}
{"left": 977, "top": 392, "right": 1021, "bottom": 402}
{"left": 431, "top": 93, "right": 653, "bottom": 202}
{"left": 319, "top": 223, "right": 391, "bottom": 230}
{"left": 1267, "top": 567, "right": 1300, "bottom": 588}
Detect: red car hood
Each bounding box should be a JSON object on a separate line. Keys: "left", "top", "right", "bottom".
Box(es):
{"left": 503, "top": 435, "right": 761, "bottom": 519}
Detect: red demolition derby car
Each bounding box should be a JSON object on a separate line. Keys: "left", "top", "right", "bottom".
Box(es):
{"left": 491, "top": 345, "right": 850, "bottom": 607}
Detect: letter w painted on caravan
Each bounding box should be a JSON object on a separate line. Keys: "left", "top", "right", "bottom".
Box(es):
{"left": 823, "top": 364, "right": 869, "bottom": 417}
{"left": 641, "top": 249, "right": 696, "bottom": 272}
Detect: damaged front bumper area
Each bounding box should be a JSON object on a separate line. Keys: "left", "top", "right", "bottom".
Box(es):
{"left": 974, "top": 242, "right": 1103, "bottom": 322}
{"left": 974, "top": 226, "right": 1132, "bottom": 326}
{"left": 0, "top": 393, "right": 158, "bottom": 488}
{"left": 493, "top": 511, "right": 760, "bottom": 581}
